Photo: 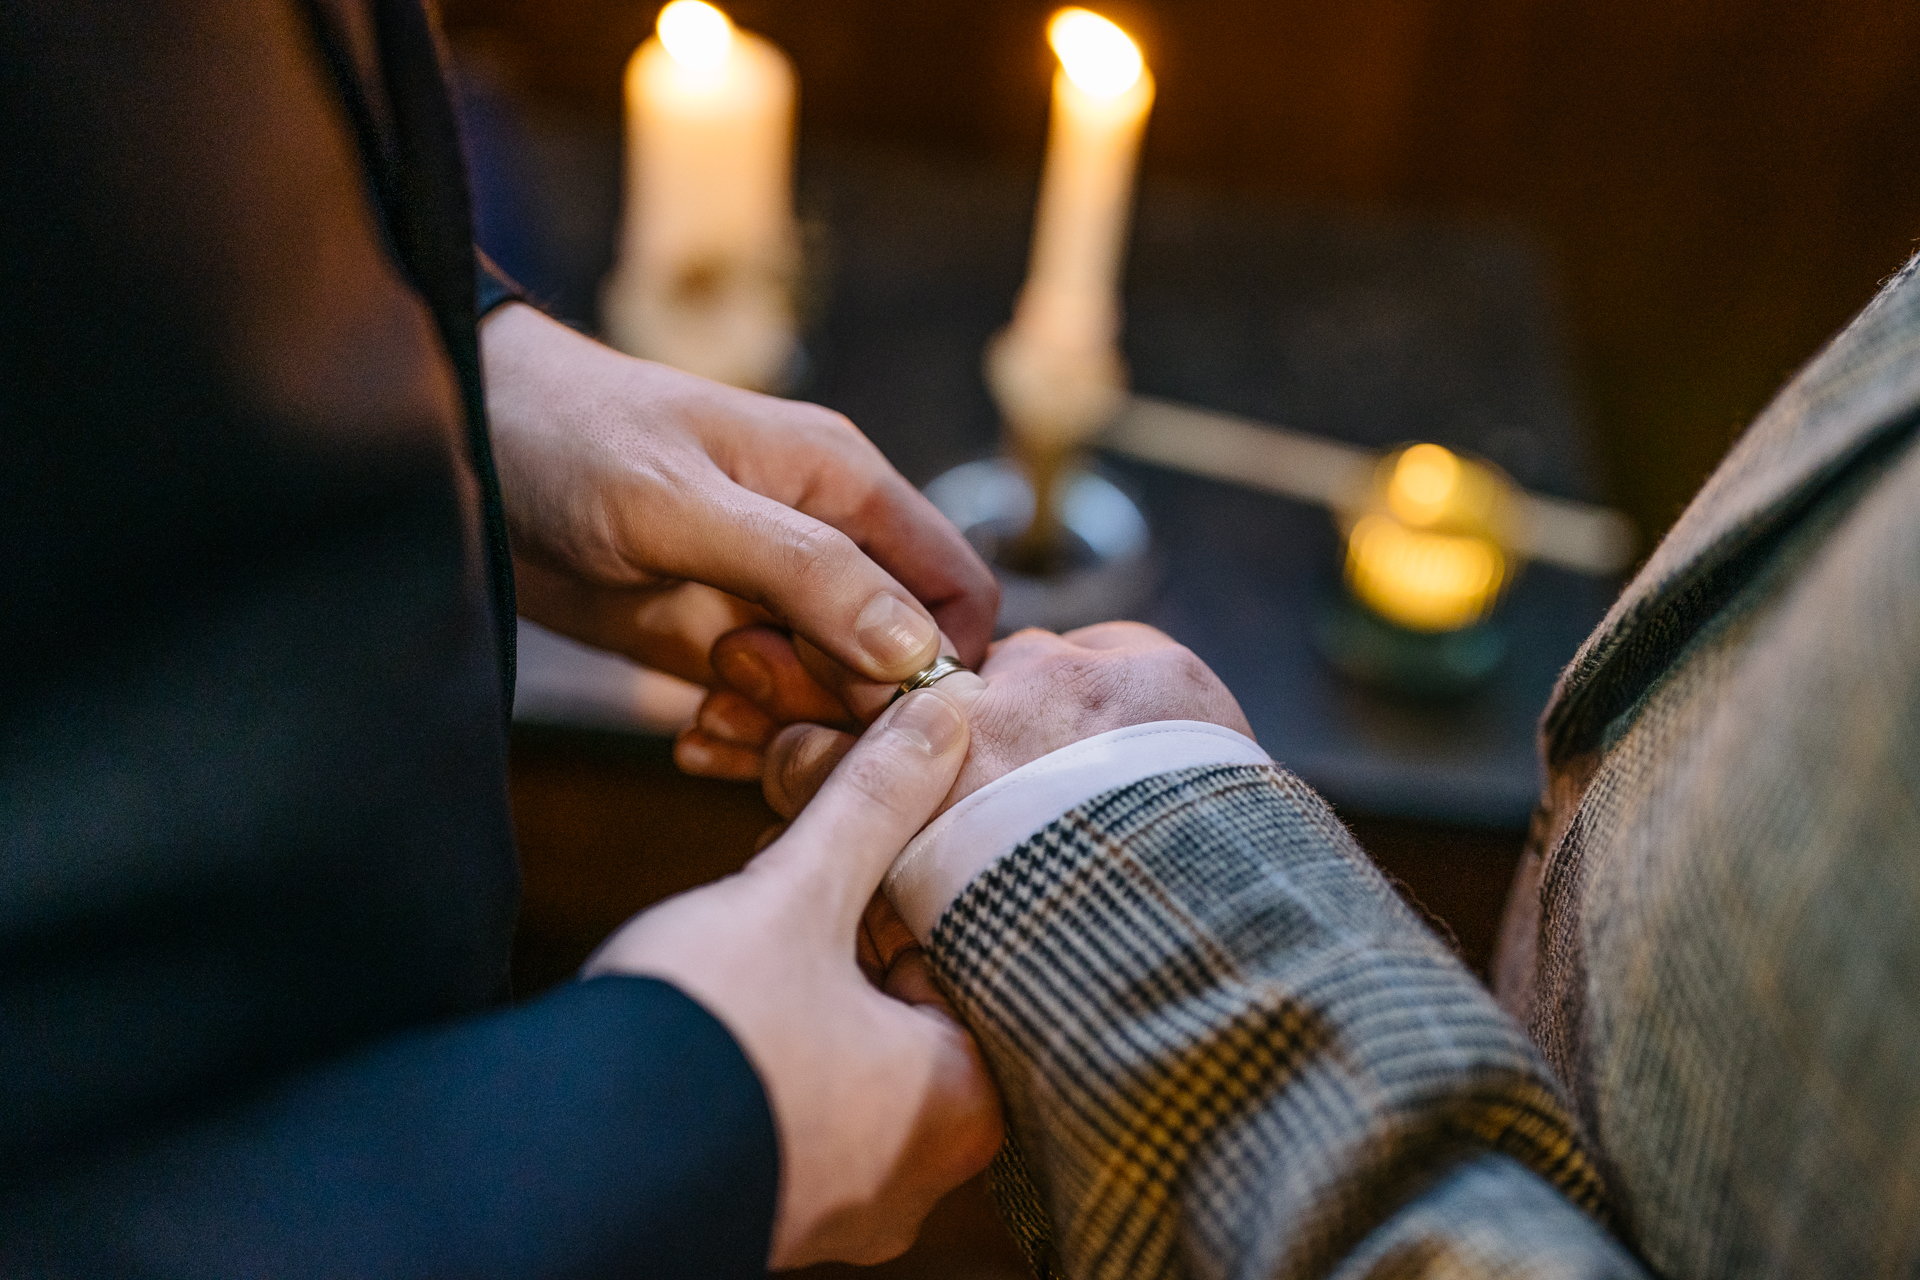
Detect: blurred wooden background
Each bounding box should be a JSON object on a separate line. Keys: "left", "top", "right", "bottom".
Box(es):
{"left": 446, "top": 0, "right": 1920, "bottom": 544}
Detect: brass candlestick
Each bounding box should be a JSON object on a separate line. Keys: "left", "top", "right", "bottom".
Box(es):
{"left": 1002, "top": 436, "right": 1071, "bottom": 575}
{"left": 984, "top": 326, "right": 1127, "bottom": 565}
{"left": 920, "top": 329, "right": 1153, "bottom": 635}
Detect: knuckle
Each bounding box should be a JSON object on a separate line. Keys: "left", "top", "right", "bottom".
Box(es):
{"left": 1070, "top": 619, "right": 1164, "bottom": 647}
{"left": 773, "top": 742, "right": 814, "bottom": 804}
{"left": 809, "top": 405, "right": 865, "bottom": 443}
{"left": 986, "top": 627, "right": 1066, "bottom": 666}
{"left": 778, "top": 520, "right": 861, "bottom": 597}
{"left": 1144, "top": 643, "right": 1234, "bottom": 716}
{"left": 834, "top": 740, "right": 921, "bottom": 821}
{"left": 1111, "top": 620, "right": 1175, "bottom": 647}
{"left": 794, "top": 403, "right": 883, "bottom": 463}
{"left": 1168, "top": 644, "right": 1225, "bottom": 694}
{"left": 764, "top": 726, "right": 819, "bottom": 807}
{"left": 788, "top": 400, "right": 856, "bottom": 436}
{"left": 1154, "top": 640, "right": 1210, "bottom": 680}
{"left": 1055, "top": 652, "right": 1127, "bottom": 710}
{"left": 790, "top": 727, "right": 840, "bottom": 778}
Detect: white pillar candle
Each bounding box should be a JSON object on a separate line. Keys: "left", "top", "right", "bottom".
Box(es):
{"left": 602, "top": 1, "right": 798, "bottom": 391}
{"left": 1016, "top": 8, "right": 1154, "bottom": 359}
{"left": 991, "top": 8, "right": 1154, "bottom": 446}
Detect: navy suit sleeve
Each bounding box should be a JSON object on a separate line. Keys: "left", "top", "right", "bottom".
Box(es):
{"left": 3, "top": 978, "right": 779, "bottom": 1280}
{"left": 0, "top": 2, "right": 776, "bottom": 1274}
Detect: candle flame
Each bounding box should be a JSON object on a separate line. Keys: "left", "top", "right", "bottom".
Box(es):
{"left": 1347, "top": 514, "right": 1506, "bottom": 632}
{"left": 1386, "top": 442, "right": 1462, "bottom": 527}
{"left": 658, "top": 0, "right": 734, "bottom": 72}
{"left": 1048, "top": 8, "right": 1144, "bottom": 99}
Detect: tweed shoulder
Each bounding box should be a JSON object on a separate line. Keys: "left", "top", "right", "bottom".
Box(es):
{"left": 1530, "top": 422, "right": 1920, "bottom": 1278}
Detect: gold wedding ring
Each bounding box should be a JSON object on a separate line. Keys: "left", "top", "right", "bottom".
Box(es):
{"left": 893, "top": 654, "right": 970, "bottom": 703}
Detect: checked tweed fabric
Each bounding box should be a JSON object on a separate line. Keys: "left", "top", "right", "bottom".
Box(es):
{"left": 1507, "top": 256, "right": 1920, "bottom": 1278}
{"left": 929, "top": 765, "right": 1642, "bottom": 1280}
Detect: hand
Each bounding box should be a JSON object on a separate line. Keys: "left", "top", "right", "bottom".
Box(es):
{"left": 480, "top": 303, "right": 998, "bottom": 718}
{"left": 753, "top": 621, "right": 1253, "bottom": 823}
{"left": 677, "top": 617, "right": 943, "bottom": 782}
{"left": 583, "top": 685, "right": 1003, "bottom": 1268}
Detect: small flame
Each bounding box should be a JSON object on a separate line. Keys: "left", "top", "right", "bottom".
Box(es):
{"left": 1387, "top": 443, "right": 1462, "bottom": 527}
{"left": 1347, "top": 515, "right": 1505, "bottom": 632}
{"left": 1048, "top": 8, "right": 1144, "bottom": 98}
{"left": 657, "top": 0, "right": 734, "bottom": 72}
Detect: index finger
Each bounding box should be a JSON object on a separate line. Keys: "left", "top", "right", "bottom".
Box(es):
{"left": 712, "top": 407, "right": 1000, "bottom": 668}
{"left": 841, "top": 472, "right": 1001, "bottom": 668}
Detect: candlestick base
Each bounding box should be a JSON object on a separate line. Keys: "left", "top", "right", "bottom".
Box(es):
{"left": 925, "top": 457, "right": 1155, "bottom": 636}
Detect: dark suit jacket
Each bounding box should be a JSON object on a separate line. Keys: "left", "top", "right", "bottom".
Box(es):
{"left": 0, "top": 2, "right": 777, "bottom": 1275}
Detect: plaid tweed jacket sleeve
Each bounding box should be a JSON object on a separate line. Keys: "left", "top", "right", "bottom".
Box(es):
{"left": 927, "top": 762, "right": 1647, "bottom": 1280}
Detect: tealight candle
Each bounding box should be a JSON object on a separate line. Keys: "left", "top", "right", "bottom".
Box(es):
{"left": 1343, "top": 444, "right": 1518, "bottom": 632}
{"left": 602, "top": 0, "right": 798, "bottom": 390}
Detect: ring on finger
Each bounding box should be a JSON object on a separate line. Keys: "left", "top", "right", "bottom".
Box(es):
{"left": 892, "top": 654, "right": 970, "bottom": 703}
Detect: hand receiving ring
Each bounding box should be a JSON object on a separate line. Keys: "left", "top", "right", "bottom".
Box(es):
{"left": 893, "top": 655, "right": 971, "bottom": 703}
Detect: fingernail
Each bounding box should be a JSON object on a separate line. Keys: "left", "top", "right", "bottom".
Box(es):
{"left": 717, "top": 648, "right": 773, "bottom": 703}
{"left": 697, "top": 698, "right": 757, "bottom": 744}
{"left": 854, "top": 593, "right": 937, "bottom": 677}
{"left": 783, "top": 730, "right": 840, "bottom": 795}
{"left": 675, "top": 736, "right": 716, "bottom": 772}
{"left": 888, "top": 690, "right": 965, "bottom": 757}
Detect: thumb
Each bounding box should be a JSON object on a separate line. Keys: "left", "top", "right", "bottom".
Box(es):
{"left": 763, "top": 687, "right": 970, "bottom": 929}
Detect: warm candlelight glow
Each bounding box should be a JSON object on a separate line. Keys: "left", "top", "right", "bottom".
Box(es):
{"left": 1344, "top": 444, "right": 1516, "bottom": 632}
{"left": 1347, "top": 516, "right": 1505, "bottom": 632}
{"left": 1386, "top": 442, "right": 1461, "bottom": 525}
{"left": 1048, "top": 9, "right": 1144, "bottom": 98}
{"left": 603, "top": 0, "right": 798, "bottom": 389}
{"left": 990, "top": 6, "right": 1154, "bottom": 426}
{"left": 657, "top": 1, "right": 734, "bottom": 73}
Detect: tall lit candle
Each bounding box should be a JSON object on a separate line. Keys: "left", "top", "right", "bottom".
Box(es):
{"left": 1010, "top": 8, "right": 1154, "bottom": 367}
{"left": 988, "top": 8, "right": 1154, "bottom": 569}
{"left": 602, "top": 1, "right": 798, "bottom": 390}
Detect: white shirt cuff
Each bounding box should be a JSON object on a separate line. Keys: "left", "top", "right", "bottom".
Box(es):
{"left": 883, "top": 720, "right": 1270, "bottom": 941}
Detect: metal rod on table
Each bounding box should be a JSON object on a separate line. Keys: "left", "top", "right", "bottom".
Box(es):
{"left": 1101, "top": 395, "right": 1637, "bottom": 577}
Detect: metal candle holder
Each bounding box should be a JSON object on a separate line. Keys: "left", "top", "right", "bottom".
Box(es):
{"left": 924, "top": 327, "right": 1155, "bottom": 635}
{"left": 1316, "top": 443, "right": 1522, "bottom": 697}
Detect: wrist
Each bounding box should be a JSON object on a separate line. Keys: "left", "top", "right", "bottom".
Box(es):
{"left": 885, "top": 720, "right": 1270, "bottom": 939}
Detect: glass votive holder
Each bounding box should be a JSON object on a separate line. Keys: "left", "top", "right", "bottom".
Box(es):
{"left": 1317, "top": 443, "right": 1522, "bottom": 697}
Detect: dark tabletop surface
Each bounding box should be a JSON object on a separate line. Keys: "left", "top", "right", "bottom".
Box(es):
{"left": 457, "top": 63, "right": 1618, "bottom": 828}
